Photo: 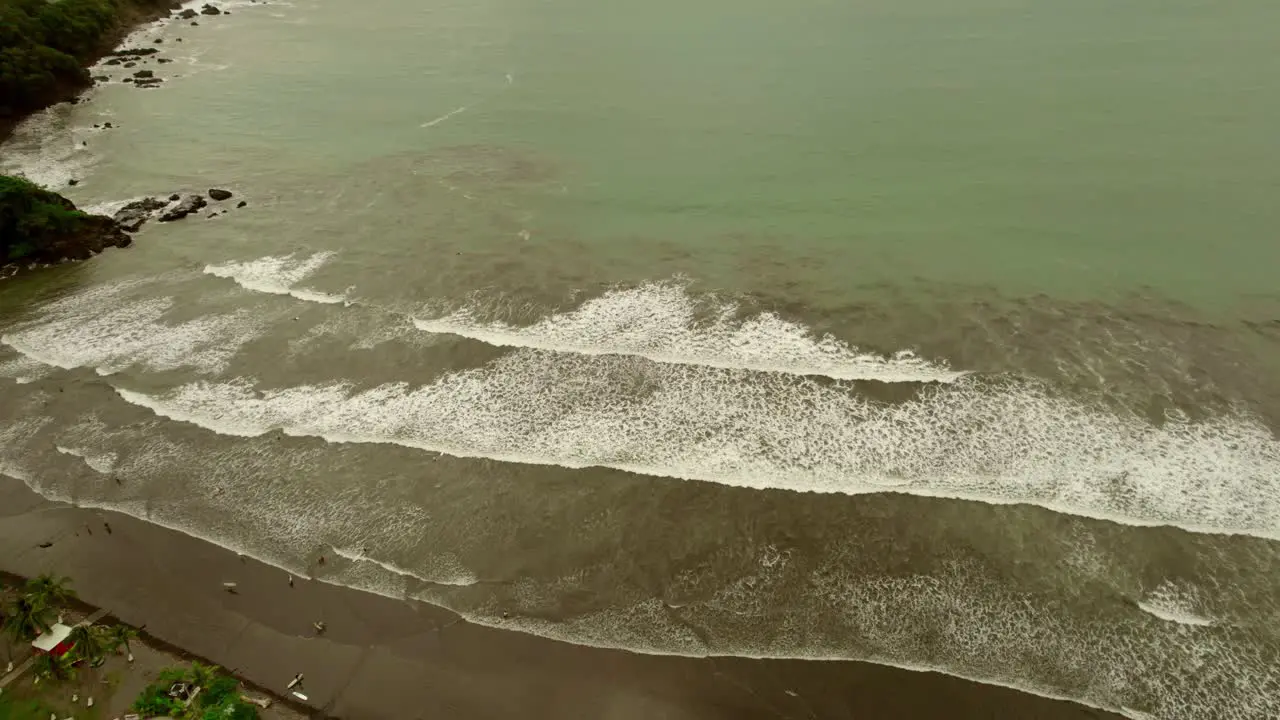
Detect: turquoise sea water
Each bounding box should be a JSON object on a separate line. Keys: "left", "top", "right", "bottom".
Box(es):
{"left": 2, "top": 0, "right": 1279, "bottom": 717}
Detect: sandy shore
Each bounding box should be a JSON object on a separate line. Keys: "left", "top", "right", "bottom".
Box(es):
{"left": 0, "top": 478, "right": 1121, "bottom": 720}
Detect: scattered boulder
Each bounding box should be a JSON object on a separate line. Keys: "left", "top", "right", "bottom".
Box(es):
{"left": 104, "top": 58, "right": 121, "bottom": 66}
{"left": 191, "top": 21, "right": 198, "bottom": 26}
{"left": 154, "top": 39, "right": 163, "bottom": 44}
{"left": 91, "top": 76, "right": 108, "bottom": 83}
{"left": 108, "top": 47, "right": 159, "bottom": 57}
{"left": 133, "top": 70, "right": 154, "bottom": 79}
{"left": 208, "top": 188, "right": 233, "bottom": 201}
{"left": 158, "top": 58, "right": 174, "bottom": 63}
{"left": 169, "top": 193, "right": 181, "bottom": 201}
{"left": 68, "top": 179, "right": 79, "bottom": 186}
{"left": 112, "top": 197, "right": 168, "bottom": 232}
{"left": 134, "top": 78, "right": 163, "bottom": 87}
{"left": 103, "top": 122, "right": 113, "bottom": 128}
{"left": 236, "top": 200, "right": 247, "bottom": 208}
{"left": 124, "top": 62, "right": 136, "bottom": 68}
{"left": 122, "top": 78, "right": 134, "bottom": 83}
{"left": 159, "top": 194, "right": 208, "bottom": 222}
{"left": 200, "top": 3, "right": 221, "bottom": 15}
{"left": 179, "top": 7, "right": 198, "bottom": 18}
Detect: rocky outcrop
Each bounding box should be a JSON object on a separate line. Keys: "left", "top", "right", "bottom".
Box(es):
{"left": 159, "top": 194, "right": 208, "bottom": 222}
{"left": 112, "top": 197, "right": 169, "bottom": 232}
{"left": 107, "top": 47, "right": 160, "bottom": 58}
{"left": 179, "top": 8, "right": 198, "bottom": 19}
{"left": 1, "top": 176, "right": 132, "bottom": 268}
{"left": 208, "top": 188, "right": 233, "bottom": 201}
{"left": 200, "top": 4, "right": 222, "bottom": 15}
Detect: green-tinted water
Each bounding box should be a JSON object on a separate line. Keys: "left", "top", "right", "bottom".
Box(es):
{"left": 2, "top": 0, "right": 1279, "bottom": 717}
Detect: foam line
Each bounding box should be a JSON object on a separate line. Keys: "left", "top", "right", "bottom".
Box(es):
{"left": 203, "top": 252, "right": 347, "bottom": 305}
{"left": 330, "top": 547, "right": 478, "bottom": 586}
{"left": 0, "top": 282, "right": 265, "bottom": 375}
{"left": 112, "top": 351, "right": 1280, "bottom": 539}
{"left": 413, "top": 282, "right": 964, "bottom": 383}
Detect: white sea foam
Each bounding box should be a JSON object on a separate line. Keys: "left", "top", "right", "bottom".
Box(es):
{"left": 1137, "top": 580, "right": 1215, "bottom": 627}
{"left": 54, "top": 446, "right": 119, "bottom": 475}
{"left": 114, "top": 349, "right": 1280, "bottom": 539}
{"left": 331, "top": 547, "right": 478, "bottom": 586}
{"left": 0, "top": 281, "right": 265, "bottom": 375}
{"left": 204, "top": 252, "right": 347, "bottom": 305}
{"left": 0, "top": 356, "right": 51, "bottom": 384}
{"left": 413, "top": 282, "right": 964, "bottom": 383}
{"left": 80, "top": 196, "right": 149, "bottom": 218}
{"left": 6, "top": 409, "right": 1271, "bottom": 720}
{"left": 421, "top": 106, "right": 469, "bottom": 129}
{"left": 410, "top": 557, "right": 1278, "bottom": 720}
{"left": 0, "top": 105, "right": 99, "bottom": 189}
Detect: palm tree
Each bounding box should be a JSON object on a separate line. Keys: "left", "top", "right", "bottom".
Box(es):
{"left": 25, "top": 574, "right": 76, "bottom": 608}
{"left": 2, "top": 594, "right": 53, "bottom": 642}
{"left": 187, "top": 660, "right": 220, "bottom": 690}
{"left": 32, "top": 651, "right": 76, "bottom": 682}
{"left": 68, "top": 624, "right": 107, "bottom": 666}
{"left": 106, "top": 624, "right": 139, "bottom": 662}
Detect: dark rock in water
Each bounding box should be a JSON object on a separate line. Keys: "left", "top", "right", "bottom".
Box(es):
{"left": 179, "top": 7, "right": 198, "bottom": 18}
{"left": 133, "top": 70, "right": 154, "bottom": 79}
{"left": 169, "top": 193, "right": 181, "bottom": 201}
{"left": 0, "top": 179, "right": 133, "bottom": 268}
{"left": 91, "top": 76, "right": 108, "bottom": 83}
{"left": 68, "top": 98, "right": 80, "bottom": 105}
{"left": 134, "top": 78, "right": 163, "bottom": 87}
{"left": 113, "top": 197, "right": 168, "bottom": 232}
{"left": 104, "top": 58, "right": 121, "bottom": 65}
{"left": 200, "top": 3, "right": 221, "bottom": 15}
{"left": 176, "top": 38, "right": 183, "bottom": 42}
{"left": 158, "top": 58, "right": 173, "bottom": 63}
{"left": 236, "top": 200, "right": 247, "bottom": 208}
{"left": 154, "top": 39, "right": 163, "bottom": 44}
{"left": 124, "top": 62, "right": 136, "bottom": 68}
{"left": 208, "top": 188, "right": 233, "bottom": 201}
{"left": 122, "top": 77, "right": 134, "bottom": 83}
{"left": 68, "top": 179, "right": 78, "bottom": 186}
{"left": 159, "top": 195, "right": 207, "bottom": 222}
{"left": 108, "top": 47, "right": 159, "bottom": 57}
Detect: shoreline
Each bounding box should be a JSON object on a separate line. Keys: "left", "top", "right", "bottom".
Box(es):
{"left": 0, "top": 570, "right": 316, "bottom": 718}
{"left": 0, "top": 477, "right": 1124, "bottom": 720}
{"left": 0, "top": 0, "right": 184, "bottom": 146}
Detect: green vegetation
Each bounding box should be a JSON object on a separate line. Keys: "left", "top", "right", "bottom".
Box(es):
{"left": 0, "top": 174, "right": 111, "bottom": 266}
{"left": 131, "top": 663, "right": 261, "bottom": 720}
{"left": 1, "top": 574, "right": 75, "bottom": 643}
{"left": 0, "top": 695, "right": 59, "bottom": 720}
{"left": 1, "top": 0, "right": 122, "bottom": 118}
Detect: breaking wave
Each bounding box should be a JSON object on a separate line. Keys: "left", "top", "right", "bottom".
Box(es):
{"left": 414, "top": 281, "right": 964, "bottom": 383}
{"left": 0, "top": 281, "right": 265, "bottom": 375}
{"left": 112, "top": 348, "right": 1280, "bottom": 539}
{"left": 204, "top": 252, "right": 348, "bottom": 305}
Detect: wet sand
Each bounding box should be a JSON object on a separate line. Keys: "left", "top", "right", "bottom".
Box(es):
{"left": 0, "top": 479, "right": 1121, "bottom": 720}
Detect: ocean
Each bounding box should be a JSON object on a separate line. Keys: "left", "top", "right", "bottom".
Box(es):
{"left": 2, "top": 0, "right": 1279, "bottom": 717}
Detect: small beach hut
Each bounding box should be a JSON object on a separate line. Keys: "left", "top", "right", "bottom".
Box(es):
{"left": 31, "top": 623, "right": 74, "bottom": 657}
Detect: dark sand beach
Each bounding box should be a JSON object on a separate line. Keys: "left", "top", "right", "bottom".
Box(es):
{"left": 0, "top": 478, "right": 1120, "bottom": 720}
